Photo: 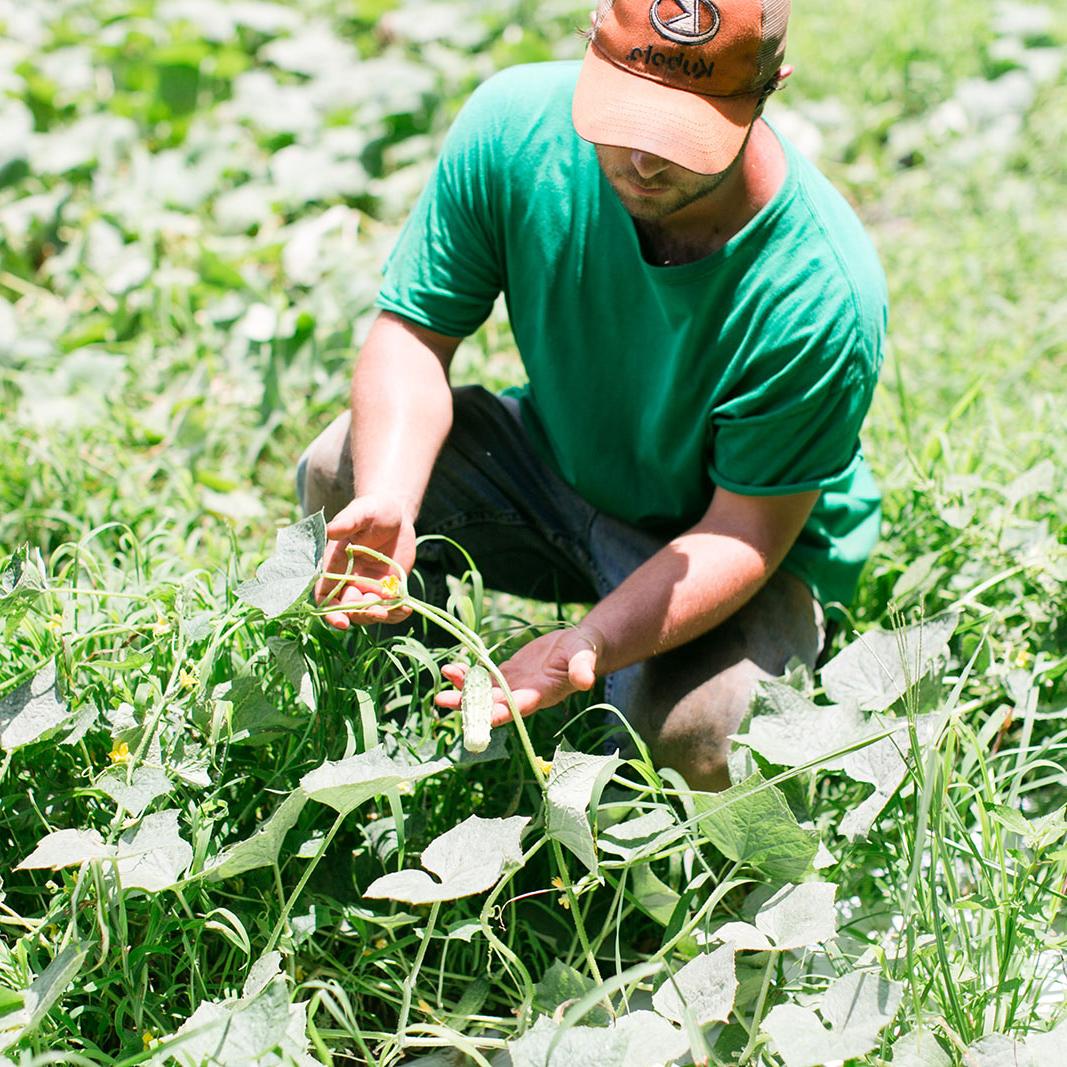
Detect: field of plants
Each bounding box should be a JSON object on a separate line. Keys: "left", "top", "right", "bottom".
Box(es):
{"left": 1, "top": 0, "right": 1065, "bottom": 1063}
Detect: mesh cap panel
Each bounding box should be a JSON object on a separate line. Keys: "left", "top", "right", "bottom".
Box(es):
{"left": 757, "top": 0, "right": 790, "bottom": 82}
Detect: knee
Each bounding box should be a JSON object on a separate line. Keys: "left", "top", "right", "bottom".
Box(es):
{"left": 631, "top": 660, "right": 767, "bottom": 793}
{"left": 297, "top": 413, "right": 353, "bottom": 519}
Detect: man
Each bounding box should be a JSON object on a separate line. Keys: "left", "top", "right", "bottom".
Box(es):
{"left": 298, "top": 0, "right": 887, "bottom": 790}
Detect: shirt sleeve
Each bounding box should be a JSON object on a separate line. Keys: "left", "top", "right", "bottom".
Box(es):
{"left": 707, "top": 324, "right": 881, "bottom": 497}
{"left": 375, "top": 83, "right": 504, "bottom": 338}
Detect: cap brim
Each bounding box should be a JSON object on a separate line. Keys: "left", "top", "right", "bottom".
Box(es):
{"left": 572, "top": 44, "right": 760, "bottom": 175}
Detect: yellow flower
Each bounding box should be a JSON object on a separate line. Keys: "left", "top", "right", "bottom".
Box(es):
{"left": 152, "top": 615, "right": 171, "bottom": 637}
{"left": 142, "top": 1031, "right": 156, "bottom": 1049}
{"left": 109, "top": 740, "right": 130, "bottom": 765}
{"left": 374, "top": 937, "right": 387, "bottom": 950}
{"left": 551, "top": 876, "right": 571, "bottom": 910}
{"left": 535, "top": 756, "right": 553, "bottom": 777}
{"left": 178, "top": 663, "right": 200, "bottom": 691}
{"left": 380, "top": 574, "right": 401, "bottom": 599}
{"left": 417, "top": 999, "right": 433, "bottom": 1014}
{"left": 1015, "top": 649, "right": 1033, "bottom": 668}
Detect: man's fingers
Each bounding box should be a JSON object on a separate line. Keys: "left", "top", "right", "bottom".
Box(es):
{"left": 325, "top": 499, "right": 377, "bottom": 539}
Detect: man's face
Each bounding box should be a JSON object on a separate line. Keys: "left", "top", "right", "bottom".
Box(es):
{"left": 594, "top": 143, "right": 739, "bottom": 222}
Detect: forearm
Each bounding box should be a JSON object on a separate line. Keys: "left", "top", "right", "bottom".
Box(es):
{"left": 350, "top": 313, "right": 457, "bottom": 519}
{"left": 581, "top": 529, "right": 770, "bottom": 676}
{"left": 580, "top": 487, "right": 819, "bottom": 677}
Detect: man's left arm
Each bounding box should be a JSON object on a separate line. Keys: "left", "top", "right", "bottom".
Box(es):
{"left": 436, "top": 487, "right": 819, "bottom": 725}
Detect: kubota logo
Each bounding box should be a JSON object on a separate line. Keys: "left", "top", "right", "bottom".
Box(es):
{"left": 649, "top": 0, "right": 720, "bottom": 45}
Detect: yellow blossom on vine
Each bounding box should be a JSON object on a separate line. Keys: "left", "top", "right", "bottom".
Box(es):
{"left": 374, "top": 937, "right": 387, "bottom": 950}
{"left": 109, "top": 740, "right": 130, "bottom": 765}
{"left": 535, "top": 756, "right": 553, "bottom": 777}
{"left": 1015, "top": 649, "right": 1033, "bottom": 668}
{"left": 417, "top": 999, "right": 433, "bottom": 1014}
{"left": 178, "top": 663, "right": 200, "bottom": 691}
{"left": 551, "top": 876, "right": 570, "bottom": 910}
{"left": 380, "top": 574, "right": 401, "bottom": 599}
{"left": 142, "top": 1031, "right": 156, "bottom": 1049}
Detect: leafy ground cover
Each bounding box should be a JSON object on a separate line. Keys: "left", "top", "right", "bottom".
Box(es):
{"left": 0, "top": 0, "right": 1065, "bottom": 1064}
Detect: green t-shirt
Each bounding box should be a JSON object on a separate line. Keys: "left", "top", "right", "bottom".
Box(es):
{"left": 377, "top": 61, "right": 887, "bottom": 609}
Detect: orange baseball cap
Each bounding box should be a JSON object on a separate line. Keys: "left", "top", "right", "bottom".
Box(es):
{"left": 572, "top": 0, "right": 790, "bottom": 174}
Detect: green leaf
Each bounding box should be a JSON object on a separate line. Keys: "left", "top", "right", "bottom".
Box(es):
{"left": 732, "top": 680, "right": 872, "bottom": 771}
{"left": 509, "top": 1015, "right": 631, "bottom": 1067}
{"left": 761, "top": 971, "right": 903, "bottom": 1067}
{"left": 1027, "top": 1019, "right": 1067, "bottom": 1066}
{"left": 0, "top": 943, "right": 87, "bottom": 1051}
{"left": 300, "top": 744, "right": 448, "bottom": 814}
{"left": 532, "top": 961, "right": 610, "bottom": 1026}
{"left": 207, "top": 789, "right": 308, "bottom": 881}
{"left": 18, "top": 828, "right": 113, "bottom": 870}
{"left": 820, "top": 613, "right": 957, "bottom": 711}
{"left": 651, "top": 944, "right": 737, "bottom": 1026}
{"left": 0, "top": 662, "right": 71, "bottom": 752}
{"left": 0, "top": 545, "right": 46, "bottom": 621}
{"left": 838, "top": 711, "right": 947, "bottom": 840}
{"left": 889, "top": 1028, "right": 952, "bottom": 1067}
{"left": 693, "top": 773, "right": 818, "bottom": 881}
{"left": 114, "top": 810, "right": 193, "bottom": 893}
{"left": 718, "top": 881, "right": 837, "bottom": 951}
{"left": 236, "top": 512, "right": 326, "bottom": 618}
{"left": 96, "top": 764, "right": 172, "bottom": 817}
{"left": 545, "top": 744, "right": 622, "bottom": 875}
{"left": 598, "top": 808, "right": 679, "bottom": 861}
{"left": 163, "top": 954, "right": 313, "bottom": 1066}
{"left": 629, "top": 864, "right": 681, "bottom": 927}
{"left": 364, "top": 814, "right": 529, "bottom": 904}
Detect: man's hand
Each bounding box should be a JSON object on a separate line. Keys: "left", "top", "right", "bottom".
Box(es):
{"left": 314, "top": 495, "right": 416, "bottom": 629}
{"left": 435, "top": 626, "right": 603, "bottom": 726}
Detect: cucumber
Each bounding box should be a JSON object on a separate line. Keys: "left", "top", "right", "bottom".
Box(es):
{"left": 461, "top": 664, "right": 493, "bottom": 753}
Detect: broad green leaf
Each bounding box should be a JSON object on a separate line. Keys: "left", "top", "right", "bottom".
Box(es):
{"left": 1003, "top": 458, "right": 1054, "bottom": 506}
{"left": 509, "top": 1014, "right": 631, "bottom": 1067}
{"left": 630, "top": 863, "right": 681, "bottom": 927}
{"left": 0, "top": 546, "right": 46, "bottom": 620}
{"left": 820, "top": 613, "right": 957, "bottom": 711}
{"left": 545, "top": 745, "right": 622, "bottom": 874}
{"left": 0, "top": 943, "right": 87, "bottom": 1052}
{"left": 236, "top": 512, "right": 326, "bottom": 618}
{"left": 300, "top": 745, "right": 448, "bottom": 814}
{"left": 611, "top": 1011, "right": 690, "bottom": 1067}
{"left": 267, "top": 636, "right": 315, "bottom": 710}
{"left": 114, "top": 810, "right": 193, "bottom": 892}
{"left": 532, "top": 960, "right": 610, "bottom": 1026}
{"left": 761, "top": 971, "right": 902, "bottom": 1067}
{"left": 1027, "top": 1019, "right": 1067, "bottom": 1066}
{"left": 731, "top": 681, "right": 871, "bottom": 771}
{"left": 162, "top": 954, "right": 314, "bottom": 1066}
{"left": 889, "top": 1028, "right": 952, "bottom": 1067}
{"left": 598, "top": 808, "right": 680, "bottom": 861}
{"left": 364, "top": 814, "right": 528, "bottom": 904}
{"left": 96, "top": 764, "right": 172, "bottom": 816}
{"left": 753, "top": 881, "right": 837, "bottom": 950}
{"left": 838, "top": 712, "right": 946, "bottom": 840}
{"left": 207, "top": 789, "right": 308, "bottom": 881}
{"left": 651, "top": 944, "right": 736, "bottom": 1026}
{"left": 693, "top": 773, "right": 818, "bottom": 881}
{"left": 18, "top": 828, "right": 112, "bottom": 870}
{"left": 0, "top": 662, "right": 71, "bottom": 752}
{"left": 964, "top": 1034, "right": 1032, "bottom": 1067}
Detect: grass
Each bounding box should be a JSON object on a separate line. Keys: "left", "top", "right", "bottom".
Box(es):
{"left": 0, "top": 0, "right": 1064, "bottom": 1064}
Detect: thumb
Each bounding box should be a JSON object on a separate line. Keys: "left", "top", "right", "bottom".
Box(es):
{"left": 568, "top": 647, "right": 598, "bottom": 692}
{"left": 326, "top": 498, "right": 374, "bottom": 539}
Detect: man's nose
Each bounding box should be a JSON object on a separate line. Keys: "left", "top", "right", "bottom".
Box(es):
{"left": 630, "top": 149, "right": 670, "bottom": 179}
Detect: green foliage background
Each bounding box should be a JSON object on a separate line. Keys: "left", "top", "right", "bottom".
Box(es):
{"left": 0, "top": 0, "right": 1064, "bottom": 1064}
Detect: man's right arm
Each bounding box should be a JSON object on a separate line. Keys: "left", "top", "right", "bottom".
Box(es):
{"left": 314, "top": 311, "right": 462, "bottom": 629}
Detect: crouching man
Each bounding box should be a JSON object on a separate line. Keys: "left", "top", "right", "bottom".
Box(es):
{"left": 298, "top": 0, "right": 886, "bottom": 790}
